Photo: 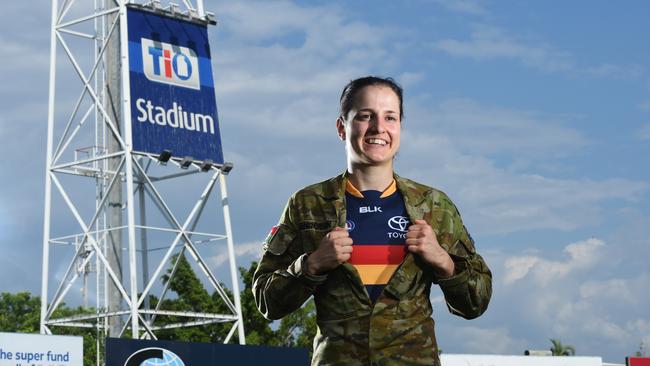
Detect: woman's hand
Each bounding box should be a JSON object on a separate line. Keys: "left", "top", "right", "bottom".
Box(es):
{"left": 306, "top": 227, "right": 353, "bottom": 275}
{"left": 406, "top": 219, "right": 455, "bottom": 278}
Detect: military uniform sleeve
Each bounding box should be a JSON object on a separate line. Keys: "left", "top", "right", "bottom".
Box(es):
{"left": 252, "top": 196, "right": 327, "bottom": 320}
{"left": 436, "top": 199, "right": 492, "bottom": 320}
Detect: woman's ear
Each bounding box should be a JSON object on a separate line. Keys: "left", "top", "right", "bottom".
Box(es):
{"left": 336, "top": 117, "right": 346, "bottom": 141}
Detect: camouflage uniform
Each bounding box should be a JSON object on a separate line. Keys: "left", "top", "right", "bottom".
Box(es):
{"left": 253, "top": 172, "right": 492, "bottom": 365}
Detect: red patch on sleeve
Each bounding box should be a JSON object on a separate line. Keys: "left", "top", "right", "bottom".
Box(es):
{"left": 264, "top": 226, "right": 279, "bottom": 244}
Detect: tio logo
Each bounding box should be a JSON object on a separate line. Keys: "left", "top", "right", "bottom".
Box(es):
{"left": 141, "top": 38, "right": 200, "bottom": 90}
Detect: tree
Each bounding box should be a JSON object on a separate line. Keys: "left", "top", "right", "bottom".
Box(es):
{"left": 0, "top": 292, "right": 40, "bottom": 332}
{"left": 550, "top": 338, "right": 576, "bottom": 356}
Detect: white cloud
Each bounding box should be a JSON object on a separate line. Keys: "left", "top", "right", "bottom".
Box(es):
{"left": 504, "top": 238, "right": 604, "bottom": 286}
{"left": 431, "top": 0, "right": 487, "bottom": 15}
{"left": 638, "top": 123, "right": 650, "bottom": 140}
{"left": 583, "top": 63, "right": 645, "bottom": 80}
{"left": 434, "top": 24, "right": 573, "bottom": 72}
{"left": 638, "top": 101, "right": 650, "bottom": 111}
{"left": 439, "top": 326, "right": 526, "bottom": 354}
{"left": 398, "top": 115, "right": 648, "bottom": 234}
{"left": 415, "top": 98, "right": 588, "bottom": 158}
{"left": 210, "top": 241, "right": 264, "bottom": 268}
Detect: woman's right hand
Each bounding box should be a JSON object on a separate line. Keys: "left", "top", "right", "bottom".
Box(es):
{"left": 306, "top": 227, "right": 353, "bottom": 275}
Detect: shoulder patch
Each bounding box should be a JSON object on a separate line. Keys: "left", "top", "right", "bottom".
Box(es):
{"left": 264, "top": 225, "right": 280, "bottom": 245}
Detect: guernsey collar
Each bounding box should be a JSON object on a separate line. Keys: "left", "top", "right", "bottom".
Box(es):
{"left": 346, "top": 179, "right": 397, "bottom": 199}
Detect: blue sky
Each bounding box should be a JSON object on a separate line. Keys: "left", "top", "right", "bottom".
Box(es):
{"left": 1, "top": 0, "right": 649, "bottom": 363}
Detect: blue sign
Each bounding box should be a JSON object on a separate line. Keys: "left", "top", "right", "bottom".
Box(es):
{"left": 127, "top": 7, "right": 224, "bottom": 164}
{"left": 106, "top": 338, "right": 309, "bottom": 366}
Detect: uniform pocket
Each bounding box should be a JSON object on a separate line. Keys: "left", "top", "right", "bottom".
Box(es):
{"left": 298, "top": 220, "right": 333, "bottom": 253}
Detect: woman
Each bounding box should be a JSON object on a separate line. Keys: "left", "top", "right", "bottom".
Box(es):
{"left": 253, "top": 76, "right": 492, "bottom": 365}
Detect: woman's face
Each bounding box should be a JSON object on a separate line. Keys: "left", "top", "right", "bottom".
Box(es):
{"left": 337, "top": 85, "right": 401, "bottom": 168}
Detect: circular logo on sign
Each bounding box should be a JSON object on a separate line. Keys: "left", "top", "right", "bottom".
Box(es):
{"left": 388, "top": 216, "right": 410, "bottom": 232}
{"left": 346, "top": 220, "right": 356, "bottom": 232}
{"left": 125, "top": 347, "right": 185, "bottom": 366}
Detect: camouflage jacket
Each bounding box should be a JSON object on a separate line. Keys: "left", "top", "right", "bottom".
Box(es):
{"left": 253, "top": 172, "right": 492, "bottom": 365}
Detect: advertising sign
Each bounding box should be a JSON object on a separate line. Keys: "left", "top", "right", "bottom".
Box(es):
{"left": 0, "top": 332, "right": 83, "bottom": 366}
{"left": 106, "top": 338, "right": 309, "bottom": 365}
{"left": 628, "top": 357, "right": 650, "bottom": 366}
{"left": 441, "top": 354, "right": 603, "bottom": 366}
{"left": 127, "top": 7, "right": 224, "bottom": 163}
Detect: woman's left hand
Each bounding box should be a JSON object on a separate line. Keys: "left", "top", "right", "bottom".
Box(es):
{"left": 406, "top": 219, "right": 455, "bottom": 278}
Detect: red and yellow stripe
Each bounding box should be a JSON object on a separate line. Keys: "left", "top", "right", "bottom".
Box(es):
{"left": 349, "top": 245, "right": 406, "bottom": 285}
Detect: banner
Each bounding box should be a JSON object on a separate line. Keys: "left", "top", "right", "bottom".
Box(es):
{"left": 0, "top": 332, "right": 82, "bottom": 366}
{"left": 127, "top": 7, "right": 224, "bottom": 163}
{"left": 441, "top": 354, "right": 602, "bottom": 366}
{"left": 106, "top": 338, "right": 309, "bottom": 366}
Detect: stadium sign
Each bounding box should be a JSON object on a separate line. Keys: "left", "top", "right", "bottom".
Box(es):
{"left": 126, "top": 7, "right": 224, "bottom": 163}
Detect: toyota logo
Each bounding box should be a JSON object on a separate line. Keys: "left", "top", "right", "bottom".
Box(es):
{"left": 388, "top": 216, "right": 410, "bottom": 232}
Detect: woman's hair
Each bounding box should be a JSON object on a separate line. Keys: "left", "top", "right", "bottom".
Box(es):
{"left": 339, "top": 76, "right": 403, "bottom": 120}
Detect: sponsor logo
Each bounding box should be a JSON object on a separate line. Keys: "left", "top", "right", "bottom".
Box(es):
{"left": 346, "top": 220, "right": 356, "bottom": 232}
{"left": 387, "top": 232, "right": 407, "bottom": 239}
{"left": 141, "top": 38, "right": 200, "bottom": 90}
{"left": 124, "top": 347, "right": 185, "bottom": 366}
{"left": 359, "top": 206, "right": 382, "bottom": 214}
{"left": 388, "top": 216, "right": 410, "bottom": 232}
{"left": 135, "top": 98, "right": 215, "bottom": 134}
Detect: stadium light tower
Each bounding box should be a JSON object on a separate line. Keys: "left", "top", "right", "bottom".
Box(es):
{"left": 41, "top": 0, "right": 245, "bottom": 360}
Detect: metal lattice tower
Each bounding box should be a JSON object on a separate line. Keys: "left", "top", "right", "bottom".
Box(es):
{"left": 40, "top": 0, "right": 245, "bottom": 360}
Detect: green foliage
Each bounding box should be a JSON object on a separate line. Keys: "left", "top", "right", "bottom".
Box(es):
{"left": 550, "top": 338, "right": 576, "bottom": 356}
{"left": 0, "top": 292, "right": 41, "bottom": 333}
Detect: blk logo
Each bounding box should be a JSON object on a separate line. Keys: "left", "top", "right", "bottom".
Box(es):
{"left": 141, "top": 38, "right": 200, "bottom": 90}
{"left": 359, "top": 206, "right": 382, "bottom": 214}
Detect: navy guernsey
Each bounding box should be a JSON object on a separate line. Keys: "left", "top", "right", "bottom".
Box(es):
{"left": 345, "top": 180, "right": 410, "bottom": 303}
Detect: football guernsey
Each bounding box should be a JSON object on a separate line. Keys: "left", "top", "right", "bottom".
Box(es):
{"left": 345, "top": 180, "right": 410, "bottom": 303}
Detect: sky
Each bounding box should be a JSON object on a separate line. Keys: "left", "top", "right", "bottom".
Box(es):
{"left": 1, "top": 0, "right": 649, "bottom": 363}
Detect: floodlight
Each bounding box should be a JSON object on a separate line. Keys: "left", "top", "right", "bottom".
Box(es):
{"left": 205, "top": 12, "right": 217, "bottom": 24}
{"left": 221, "top": 162, "right": 234, "bottom": 174}
{"left": 180, "top": 156, "right": 193, "bottom": 169}
{"left": 200, "top": 159, "right": 213, "bottom": 172}
{"left": 158, "top": 149, "right": 172, "bottom": 164}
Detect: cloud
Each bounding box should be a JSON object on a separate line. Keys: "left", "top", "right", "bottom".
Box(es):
{"left": 397, "top": 101, "right": 648, "bottom": 235}
{"left": 638, "top": 123, "right": 650, "bottom": 140}
{"left": 210, "top": 241, "right": 264, "bottom": 268}
{"left": 434, "top": 24, "right": 574, "bottom": 72}
{"left": 438, "top": 325, "right": 527, "bottom": 354}
{"left": 491, "top": 234, "right": 650, "bottom": 360}
{"left": 430, "top": 0, "right": 487, "bottom": 15}
{"left": 504, "top": 238, "right": 604, "bottom": 285}
{"left": 414, "top": 98, "right": 588, "bottom": 158}
{"left": 638, "top": 101, "right": 650, "bottom": 111}
{"left": 583, "top": 63, "right": 645, "bottom": 80}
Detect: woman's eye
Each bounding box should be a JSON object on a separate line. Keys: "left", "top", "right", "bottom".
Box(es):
{"left": 356, "top": 114, "right": 371, "bottom": 121}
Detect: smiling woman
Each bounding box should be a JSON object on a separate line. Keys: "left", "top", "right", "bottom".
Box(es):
{"left": 252, "top": 76, "right": 492, "bottom": 366}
